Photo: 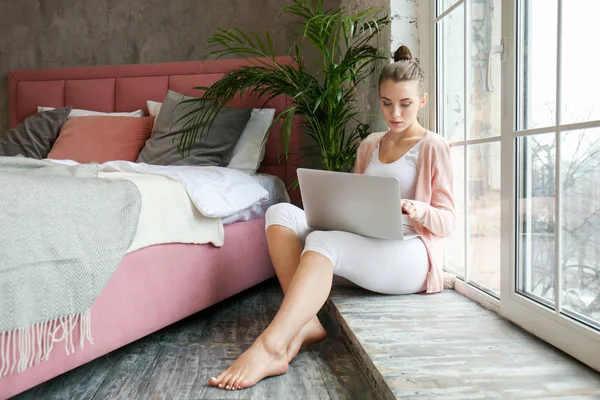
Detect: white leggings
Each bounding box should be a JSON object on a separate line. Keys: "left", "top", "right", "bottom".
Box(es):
{"left": 265, "top": 203, "right": 430, "bottom": 295}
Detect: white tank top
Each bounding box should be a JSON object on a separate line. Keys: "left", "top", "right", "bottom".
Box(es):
{"left": 363, "top": 140, "right": 422, "bottom": 201}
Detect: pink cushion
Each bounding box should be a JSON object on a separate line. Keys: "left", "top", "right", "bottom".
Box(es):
{"left": 48, "top": 116, "right": 155, "bottom": 163}
{"left": 66, "top": 79, "right": 115, "bottom": 112}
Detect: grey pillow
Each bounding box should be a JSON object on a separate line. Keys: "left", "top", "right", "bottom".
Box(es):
{"left": 136, "top": 90, "right": 252, "bottom": 166}
{"left": 0, "top": 106, "right": 72, "bottom": 159}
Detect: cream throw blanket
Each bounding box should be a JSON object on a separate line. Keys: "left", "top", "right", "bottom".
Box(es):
{"left": 102, "top": 172, "right": 225, "bottom": 252}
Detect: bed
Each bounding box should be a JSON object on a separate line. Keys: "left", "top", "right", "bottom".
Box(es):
{"left": 0, "top": 57, "right": 302, "bottom": 399}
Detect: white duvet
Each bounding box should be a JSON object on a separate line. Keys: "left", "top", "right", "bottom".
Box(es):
{"left": 96, "top": 160, "right": 269, "bottom": 218}
{"left": 48, "top": 159, "right": 272, "bottom": 252}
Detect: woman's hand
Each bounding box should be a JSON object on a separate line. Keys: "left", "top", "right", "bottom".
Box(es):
{"left": 401, "top": 199, "right": 417, "bottom": 219}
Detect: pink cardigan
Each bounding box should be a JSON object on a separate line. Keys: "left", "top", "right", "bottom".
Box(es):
{"left": 354, "top": 130, "right": 456, "bottom": 293}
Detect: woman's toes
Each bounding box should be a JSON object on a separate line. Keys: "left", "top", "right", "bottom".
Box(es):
{"left": 218, "top": 375, "right": 228, "bottom": 389}
{"left": 230, "top": 374, "right": 241, "bottom": 390}
{"left": 223, "top": 374, "right": 233, "bottom": 390}
{"left": 210, "top": 371, "right": 227, "bottom": 387}
{"left": 232, "top": 376, "right": 243, "bottom": 390}
{"left": 227, "top": 374, "right": 239, "bottom": 390}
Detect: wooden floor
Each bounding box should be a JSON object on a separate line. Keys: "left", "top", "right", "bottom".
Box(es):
{"left": 14, "top": 280, "right": 374, "bottom": 400}
{"left": 13, "top": 280, "right": 600, "bottom": 400}
{"left": 329, "top": 287, "right": 600, "bottom": 400}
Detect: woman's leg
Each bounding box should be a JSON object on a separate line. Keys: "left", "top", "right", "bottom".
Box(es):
{"left": 264, "top": 204, "right": 326, "bottom": 362}
{"left": 305, "top": 231, "right": 430, "bottom": 295}
{"left": 264, "top": 203, "right": 313, "bottom": 291}
{"left": 209, "top": 231, "right": 429, "bottom": 390}
{"left": 210, "top": 250, "right": 335, "bottom": 390}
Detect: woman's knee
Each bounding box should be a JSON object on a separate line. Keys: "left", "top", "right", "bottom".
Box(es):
{"left": 303, "top": 231, "right": 338, "bottom": 266}
{"left": 265, "top": 203, "right": 303, "bottom": 232}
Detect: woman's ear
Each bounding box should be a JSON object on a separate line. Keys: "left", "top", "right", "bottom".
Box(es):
{"left": 419, "top": 93, "right": 429, "bottom": 108}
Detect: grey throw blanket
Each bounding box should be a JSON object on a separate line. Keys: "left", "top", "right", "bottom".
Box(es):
{"left": 0, "top": 157, "right": 141, "bottom": 376}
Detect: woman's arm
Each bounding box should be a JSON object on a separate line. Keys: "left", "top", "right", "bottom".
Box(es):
{"left": 353, "top": 142, "right": 365, "bottom": 174}
{"left": 406, "top": 142, "right": 456, "bottom": 238}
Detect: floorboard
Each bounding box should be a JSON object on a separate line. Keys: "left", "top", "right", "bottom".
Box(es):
{"left": 13, "top": 280, "right": 372, "bottom": 400}
{"left": 17, "top": 279, "right": 597, "bottom": 400}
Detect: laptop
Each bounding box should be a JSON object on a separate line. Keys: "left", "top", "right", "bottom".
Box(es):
{"left": 296, "top": 168, "right": 418, "bottom": 240}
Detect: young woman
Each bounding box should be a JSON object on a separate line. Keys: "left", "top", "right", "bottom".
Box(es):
{"left": 209, "top": 45, "right": 455, "bottom": 391}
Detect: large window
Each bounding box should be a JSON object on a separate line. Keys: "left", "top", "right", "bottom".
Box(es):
{"left": 434, "top": 0, "right": 600, "bottom": 371}
{"left": 436, "top": 0, "right": 502, "bottom": 295}
{"left": 516, "top": 0, "right": 600, "bottom": 330}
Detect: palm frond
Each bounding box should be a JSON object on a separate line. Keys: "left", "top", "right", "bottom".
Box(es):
{"left": 178, "top": 0, "right": 391, "bottom": 171}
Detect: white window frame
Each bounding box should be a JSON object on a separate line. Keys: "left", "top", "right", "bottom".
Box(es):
{"left": 500, "top": 0, "right": 600, "bottom": 372}
{"left": 431, "top": 0, "right": 600, "bottom": 372}
{"left": 432, "top": 0, "right": 504, "bottom": 297}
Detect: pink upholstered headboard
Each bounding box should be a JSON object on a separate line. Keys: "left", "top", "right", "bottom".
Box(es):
{"left": 8, "top": 57, "right": 302, "bottom": 203}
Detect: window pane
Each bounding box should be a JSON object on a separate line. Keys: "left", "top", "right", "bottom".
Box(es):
{"left": 561, "top": 129, "right": 600, "bottom": 327}
{"left": 468, "top": 0, "right": 501, "bottom": 140}
{"left": 445, "top": 145, "right": 465, "bottom": 277}
{"left": 517, "top": 133, "right": 556, "bottom": 306}
{"left": 438, "top": 0, "right": 461, "bottom": 17}
{"left": 468, "top": 142, "right": 501, "bottom": 293}
{"left": 439, "top": 4, "right": 465, "bottom": 143}
{"left": 561, "top": 1, "right": 600, "bottom": 125}
{"left": 519, "top": 0, "right": 558, "bottom": 130}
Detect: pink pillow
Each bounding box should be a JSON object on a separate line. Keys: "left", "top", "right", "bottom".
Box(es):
{"left": 48, "top": 116, "right": 155, "bottom": 163}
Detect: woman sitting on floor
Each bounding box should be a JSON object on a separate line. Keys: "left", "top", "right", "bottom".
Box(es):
{"left": 209, "top": 45, "right": 456, "bottom": 391}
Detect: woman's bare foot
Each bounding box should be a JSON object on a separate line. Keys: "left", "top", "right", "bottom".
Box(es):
{"left": 286, "top": 317, "right": 327, "bottom": 363}
{"left": 208, "top": 336, "right": 289, "bottom": 390}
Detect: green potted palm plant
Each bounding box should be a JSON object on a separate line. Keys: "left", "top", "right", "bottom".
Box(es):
{"left": 178, "top": 0, "right": 390, "bottom": 173}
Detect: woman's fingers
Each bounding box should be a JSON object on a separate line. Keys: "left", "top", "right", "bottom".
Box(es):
{"left": 401, "top": 200, "right": 416, "bottom": 219}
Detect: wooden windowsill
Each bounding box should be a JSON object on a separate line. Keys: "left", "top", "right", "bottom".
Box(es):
{"left": 326, "top": 286, "right": 600, "bottom": 399}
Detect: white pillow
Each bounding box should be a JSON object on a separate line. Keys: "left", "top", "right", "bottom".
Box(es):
{"left": 227, "top": 108, "right": 276, "bottom": 174}
{"left": 146, "top": 100, "right": 275, "bottom": 175}
{"left": 146, "top": 100, "right": 162, "bottom": 117}
{"left": 37, "top": 106, "right": 145, "bottom": 118}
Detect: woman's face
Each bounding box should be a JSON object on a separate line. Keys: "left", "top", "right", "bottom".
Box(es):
{"left": 379, "top": 80, "right": 428, "bottom": 134}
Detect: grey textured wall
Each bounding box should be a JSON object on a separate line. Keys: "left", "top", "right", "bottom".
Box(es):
{"left": 0, "top": 0, "right": 337, "bottom": 134}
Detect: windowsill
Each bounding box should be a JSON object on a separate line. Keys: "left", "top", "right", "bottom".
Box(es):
{"left": 453, "top": 278, "right": 501, "bottom": 314}
{"left": 326, "top": 286, "right": 600, "bottom": 399}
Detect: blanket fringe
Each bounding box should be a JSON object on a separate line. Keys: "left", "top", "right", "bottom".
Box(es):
{"left": 0, "top": 310, "right": 93, "bottom": 378}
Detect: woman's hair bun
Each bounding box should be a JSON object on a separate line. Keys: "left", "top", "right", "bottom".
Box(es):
{"left": 393, "top": 45, "right": 412, "bottom": 62}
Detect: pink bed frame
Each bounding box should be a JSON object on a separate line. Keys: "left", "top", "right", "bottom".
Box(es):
{"left": 1, "top": 57, "right": 302, "bottom": 399}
